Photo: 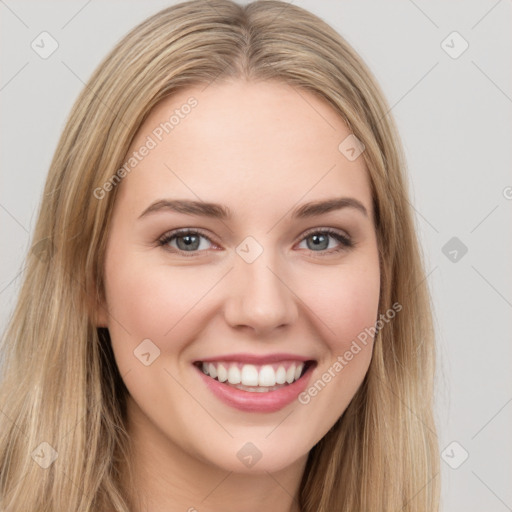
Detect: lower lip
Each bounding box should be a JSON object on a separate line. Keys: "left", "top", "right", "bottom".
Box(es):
{"left": 194, "top": 363, "right": 315, "bottom": 413}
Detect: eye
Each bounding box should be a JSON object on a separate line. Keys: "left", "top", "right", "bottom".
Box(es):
{"left": 296, "top": 228, "right": 353, "bottom": 256}
{"left": 158, "top": 229, "right": 216, "bottom": 256}
{"left": 158, "top": 227, "right": 354, "bottom": 257}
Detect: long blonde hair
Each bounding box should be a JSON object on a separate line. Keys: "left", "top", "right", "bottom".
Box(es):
{"left": 0, "top": 1, "right": 440, "bottom": 510}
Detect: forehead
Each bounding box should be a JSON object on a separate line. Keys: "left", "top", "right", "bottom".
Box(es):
{"left": 115, "top": 80, "right": 373, "bottom": 220}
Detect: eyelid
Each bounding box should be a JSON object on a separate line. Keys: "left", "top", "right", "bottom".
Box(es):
{"left": 294, "top": 227, "right": 354, "bottom": 257}
{"left": 157, "top": 228, "right": 218, "bottom": 255}
{"left": 157, "top": 226, "right": 354, "bottom": 256}
{"left": 297, "top": 226, "right": 351, "bottom": 243}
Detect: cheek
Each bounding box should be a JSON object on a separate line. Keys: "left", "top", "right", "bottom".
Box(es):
{"left": 296, "top": 260, "right": 380, "bottom": 350}
{"left": 103, "top": 252, "right": 218, "bottom": 359}
{"left": 281, "top": 259, "right": 380, "bottom": 448}
{"left": 106, "top": 267, "right": 198, "bottom": 330}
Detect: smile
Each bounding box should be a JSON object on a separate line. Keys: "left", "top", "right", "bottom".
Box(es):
{"left": 197, "top": 360, "right": 308, "bottom": 391}
{"left": 193, "top": 355, "right": 316, "bottom": 412}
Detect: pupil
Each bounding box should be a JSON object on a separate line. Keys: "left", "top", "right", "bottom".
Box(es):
{"left": 178, "top": 234, "right": 199, "bottom": 251}
{"left": 308, "top": 234, "right": 328, "bottom": 251}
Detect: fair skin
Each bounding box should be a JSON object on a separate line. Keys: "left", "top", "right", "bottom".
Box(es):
{"left": 97, "top": 79, "right": 380, "bottom": 512}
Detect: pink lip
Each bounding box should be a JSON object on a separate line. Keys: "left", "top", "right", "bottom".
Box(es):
{"left": 194, "top": 360, "right": 316, "bottom": 413}
{"left": 196, "top": 352, "right": 312, "bottom": 365}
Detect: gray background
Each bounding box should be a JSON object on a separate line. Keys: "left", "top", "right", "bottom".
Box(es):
{"left": 1, "top": 1, "right": 511, "bottom": 510}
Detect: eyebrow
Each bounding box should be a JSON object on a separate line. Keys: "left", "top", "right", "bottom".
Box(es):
{"left": 138, "top": 197, "right": 368, "bottom": 220}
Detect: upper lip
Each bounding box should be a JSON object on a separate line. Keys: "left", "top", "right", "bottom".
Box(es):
{"left": 194, "top": 353, "right": 315, "bottom": 365}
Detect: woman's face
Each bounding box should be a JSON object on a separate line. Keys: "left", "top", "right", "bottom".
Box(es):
{"left": 100, "top": 79, "right": 380, "bottom": 474}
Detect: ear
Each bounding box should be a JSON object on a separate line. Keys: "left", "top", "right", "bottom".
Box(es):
{"left": 88, "top": 287, "right": 109, "bottom": 328}
{"left": 93, "top": 302, "right": 109, "bottom": 328}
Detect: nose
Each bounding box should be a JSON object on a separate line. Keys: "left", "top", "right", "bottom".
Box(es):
{"left": 223, "top": 251, "right": 299, "bottom": 336}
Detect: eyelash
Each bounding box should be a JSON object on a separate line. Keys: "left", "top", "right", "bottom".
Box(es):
{"left": 157, "top": 227, "right": 354, "bottom": 258}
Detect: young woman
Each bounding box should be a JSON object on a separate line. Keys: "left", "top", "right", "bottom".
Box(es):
{"left": 0, "top": 1, "right": 440, "bottom": 510}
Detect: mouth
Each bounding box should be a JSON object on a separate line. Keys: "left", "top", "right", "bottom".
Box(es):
{"left": 193, "top": 359, "right": 315, "bottom": 392}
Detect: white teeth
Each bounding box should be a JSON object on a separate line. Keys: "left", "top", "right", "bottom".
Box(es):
{"left": 217, "top": 363, "right": 228, "bottom": 382}
{"left": 240, "top": 364, "right": 259, "bottom": 386}
{"left": 208, "top": 363, "right": 217, "bottom": 379}
{"left": 275, "top": 366, "right": 286, "bottom": 384}
{"left": 200, "top": 361, "right": 308, "bottom": 387}
{"left": 285, "top": 365, "right": 296, "bottom": 384}
{"left": 227, "top": 365, "right": 241, "bottom": 384}
{"left": 258, "top": 365, "right": 275, "bottom": 386}
{"left": 295, "top": 363, "right": 304, "bottom": 380}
